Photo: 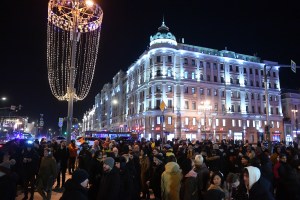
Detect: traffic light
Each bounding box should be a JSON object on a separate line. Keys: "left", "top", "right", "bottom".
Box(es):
{"left": 64, "top": 132, "right": 67, "bottom": 135}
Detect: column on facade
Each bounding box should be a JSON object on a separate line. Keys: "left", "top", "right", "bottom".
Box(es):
{"left": 240, "top": 90, "right": 246, "bottom": 114}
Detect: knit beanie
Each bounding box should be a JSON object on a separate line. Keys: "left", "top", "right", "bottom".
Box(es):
{"left": 72, "top": 169, "right": 89, "bottom": 184}
{"left": 104, "top": 157, "right": 115, "bottom": 169}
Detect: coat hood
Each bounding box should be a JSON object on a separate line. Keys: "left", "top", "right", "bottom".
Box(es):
{"left": 165, "top": 161, "right": 181, "bottom": 174}
{"left": 185, "top": 169, "right": 197, "bottom": 178}
{"left": 245, "top": 166, "right": 261, "bottom": 189}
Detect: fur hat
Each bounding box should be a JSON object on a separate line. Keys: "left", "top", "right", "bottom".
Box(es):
{"left": 103, "top": 157, "right": 115, "bottom": 169}
{"left": 72, "top": 169, "right": 89, "bottom": 184}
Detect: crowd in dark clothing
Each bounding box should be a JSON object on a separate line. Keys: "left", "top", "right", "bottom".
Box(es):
{"left": 1, "top": 136, "right": 300, "bottom": 200}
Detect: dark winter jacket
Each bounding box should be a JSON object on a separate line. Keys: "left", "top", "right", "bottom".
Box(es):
{"left": 180, "top": 170, "right": 199, "bottom": 200}
{"left": 204, "top": 185, "right": 225, "bottom": 200}
{"left": 60, "top": 179, "right": 88, "bottom": 200}
{"left": 96, "top": 167, "right": 120, "bottom": 200}
{"left": 149, "top": 163, "right": 164, "bottom": 199}
{"left": 118, "top": 165, "right": 134, "bottom": 200}
{"left": 54, "top": 146, "right": 69, "bottom": 169}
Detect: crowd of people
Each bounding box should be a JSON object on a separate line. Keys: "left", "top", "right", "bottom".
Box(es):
{"left": 1, "top": 136, "right": 300, "bottom": 200}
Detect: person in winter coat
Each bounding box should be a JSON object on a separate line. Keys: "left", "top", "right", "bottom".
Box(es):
{"left": 68, "top": 140, "right": 78, "bottom": 175}
{"left": 140, "top": 148, "right": 151, "bottom": 199}
{"left": 148, "top": 153, "right": 165, "bottom": 200}
{"left": 54, "top": 140, "right": 69, "bottom": 189}
{"left": 115, "top": 156, "right": 134, "bottom": 200}
{"left": 0, "top": 150, "right": 18, "bottom": 200}
{"left": 194, "top": 154, "right": 210, "bottom": 200}
{"left": 161, "top": 159, "right": 182, "bottom": 200}
{"left": 60, "top": 169, "right": 89, "bottom": 200}
{"left": 180, "top": 158, "right": 198, "bottom": 200}
{"left": 78, "top": 142, "right": 92, "bottom": 171}
{"left": 20, "top": 141, "right": 40, "bottom": 200}
{"left": 36, "top": 148, "right": 57, "bottom": 200}
{"left": 97, "top": 157, "right": 120, "bottom": 200}
{"left": 88, "top": 150, "right": 103, "bottom": 200}
{"left": 204, "top": 171, "right": 226, "bottom": 200}
{"left": 243, "top": 166, "right": 274, "bottom": 200}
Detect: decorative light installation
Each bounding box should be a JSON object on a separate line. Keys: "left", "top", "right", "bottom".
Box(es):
{"left": 47, "top": 0, "right": 103, "bottom": 142}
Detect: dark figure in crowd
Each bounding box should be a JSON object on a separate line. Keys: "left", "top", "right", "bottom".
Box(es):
{"left": 54, "top": 140, "right": 69, "bottom": 189}
{"left": 21, "top": 142, "right": 39, "bottom": 200}
{"left": 78, "top": 142, "right": 92, "bottom": 172}
{"left": 60, "top": 169, "right": 89, "bottom": 200}
{"left": 115, "top": 156, "right": 133, "bottom": 200}
{"left": 148, "top": 154, "right": 165, "bottom": 200}
{"left": 0, "top": 150, "right": 18, "bottom": 200}
{"left": 88, "top": 150, "right": 103, "bottom": 200}
{"left": 140, "top": 148, "right": 151, "bottom": 199}
{"left": 36, "top": 148, "right": 57, "bottom": 200}
{"left": 276, "top": 154, "right": 300, "bottom": 200}
{"left": 97, "top": 157, "right": 120, "bottom": 200}
{"left": 180, "top": 158, "right": 199, "bottom": 200}
{"left": 194, "top": 154, "right": 210, "bottom": 200}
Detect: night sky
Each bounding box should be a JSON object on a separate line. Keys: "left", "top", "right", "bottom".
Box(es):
{"left": 1, "top": 0, "right": 300, "bottom": 132}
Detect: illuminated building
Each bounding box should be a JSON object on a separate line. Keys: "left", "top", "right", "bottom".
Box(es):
{"left": 83, "top": 21, "right": 284, "bottom": 143}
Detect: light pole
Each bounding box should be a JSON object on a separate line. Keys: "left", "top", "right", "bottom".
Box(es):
{"left": 292, "top": 109, "right": 298, "bottom": 138}
{"left": 47, "top": 0, "right": 103, "bottom": 144}
{"left": 264, "top": 65, "right": 273, "bottom": 152}
{"left": 199, "top": 101, "right": 212, "bottom": 140}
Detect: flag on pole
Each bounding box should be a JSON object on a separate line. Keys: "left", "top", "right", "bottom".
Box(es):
{"left": 291, "top": 60, "right": 296, "bottom": 73}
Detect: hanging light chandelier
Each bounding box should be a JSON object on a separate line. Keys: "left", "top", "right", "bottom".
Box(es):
{"left": 47, "top": 0, "right": 103, "bottom": 101}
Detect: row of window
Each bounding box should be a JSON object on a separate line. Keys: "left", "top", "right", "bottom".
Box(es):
{"left": 148, "top": 86, "right": 279, "bottom": 101}
{"left": 150, "top": 56, "right": 277, "bottom": 77}
{"left": 153, "top": 116, "right": 280, "bottom": 129}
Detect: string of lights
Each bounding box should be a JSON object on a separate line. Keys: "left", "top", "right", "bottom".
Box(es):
{"left": 47, "top": 0, "right": 103, "bottom": 101}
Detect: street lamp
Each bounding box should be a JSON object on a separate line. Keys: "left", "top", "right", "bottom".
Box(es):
{"left": 199, "top": 101, "right": 212, "bottom": 140}
{"left": 292, "top": 109, "right": 298, "bottom": 137}
{"left": 1, "top": 97, "right": 7, "bottom": 101}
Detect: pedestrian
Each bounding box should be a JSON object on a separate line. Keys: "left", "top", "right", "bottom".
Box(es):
{"left": 115, "top": 156, "right": 133, "bottom": 200}
{"left": 20, "top": 141, "right": 40, "bottom": 200}
{"left": 204, "top": 171, "right": 226, "bottom": 200}
{"left": 243, "top": 166, "right": 274, "bottom": 200}
{"left": 68, "top": 139, "right": 78, "bottom": 175}
{"left": 54, "top": 140, "right": 69, "bottom": 190}
{"left": 148, "top": 153, "right": 165, "bottom": 200}
{"left": 194, "top": 154, "right": 210, "bottom": 200}
{"left": 60, "top": 169, "right": 89, "bottom": 200}
{"left": 161, "top": 156, "right": 182, "bottom": 200}
{"left": 96, "top": 157, "right": 120, "bottom": 200}
{"left": 0, "top": 150, "right": 18, "bottom": 200}
{"left": 180, "top": 158, "right": 198, "bottom": 200}
{"left": 36, "top": 148, "right": 57, "bottom": 200}
{"left": 140, "top": 148, "right": 151, "bottom": 199}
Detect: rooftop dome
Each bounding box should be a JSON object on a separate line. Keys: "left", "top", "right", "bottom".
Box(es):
{"left": 150, "top": 20, "right": 177, "bottom": 47}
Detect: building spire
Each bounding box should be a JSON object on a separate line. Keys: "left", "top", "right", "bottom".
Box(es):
{"left": 158, "top": 15, "right": 169, "bottom": 31}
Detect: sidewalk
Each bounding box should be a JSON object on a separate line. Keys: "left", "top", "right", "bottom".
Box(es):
{"left": 16, "top": 174, "right": 71, "bottom": 200}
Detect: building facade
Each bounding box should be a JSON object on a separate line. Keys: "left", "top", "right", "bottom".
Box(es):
{"left": 83, "top": 21, "right": 284, "bottom": 143}
{"left": 281, "top": 89, "right": 300, "bottom": 142}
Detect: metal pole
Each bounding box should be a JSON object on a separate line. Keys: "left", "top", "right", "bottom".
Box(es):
{"left": 264, "top": 65, "right": 272, "bottom": 152}
{"left": 66, "top": 2, "right": 79, "bottom": 144}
